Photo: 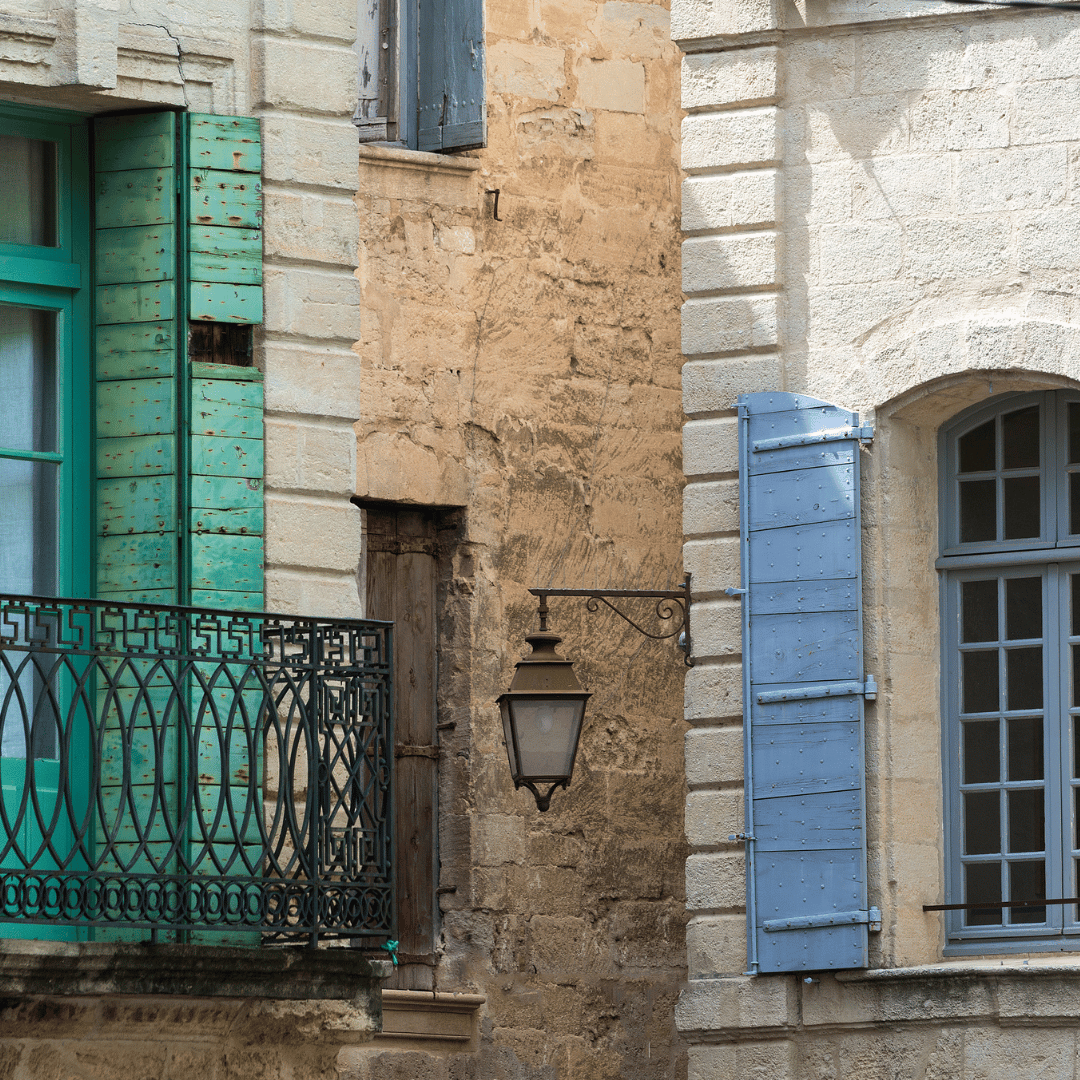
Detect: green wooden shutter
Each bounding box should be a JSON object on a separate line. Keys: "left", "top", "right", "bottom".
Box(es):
{"left": 184, "top": 114, "right": 264, "bottom": 611}
{"left": 418, "top": 0, "right": 486, "bottom": 151}
{"left": 94, "top": 112, "right": 179, "bottom": 605}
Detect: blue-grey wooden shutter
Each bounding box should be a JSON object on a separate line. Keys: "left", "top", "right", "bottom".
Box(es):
{"left": 418, "top": 0, "right": 486, "bottom": 151}
{"left": 737, "top": 391, "right": 878, "bottom": 973}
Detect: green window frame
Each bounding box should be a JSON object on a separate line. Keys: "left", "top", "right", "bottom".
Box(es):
{"left": 0, "top": 105, "right": 93, "bottom": 601}
{"left": 941, "top": 390, "right": 1080, "bottom": 952}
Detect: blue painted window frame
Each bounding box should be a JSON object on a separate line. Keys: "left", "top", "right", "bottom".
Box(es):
{"left": 940, "top": 390, "right": 1080, "bottom": 953}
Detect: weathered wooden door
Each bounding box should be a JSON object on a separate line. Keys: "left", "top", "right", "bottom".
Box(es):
{"left": 365, "top": 508, "right": 439, "bottom": 990}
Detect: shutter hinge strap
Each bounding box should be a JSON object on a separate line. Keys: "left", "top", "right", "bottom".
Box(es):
{"left": 763, "top": 907, "right": 882, "bottom": 933}
{"left": 757, "top": 676, "right": 878, "bottom": 704}
{"left": 724, "top": 586, "right": 746, "bottom": 597}
{"left": 752, "top": 424, "right": 875, "bottom": 453}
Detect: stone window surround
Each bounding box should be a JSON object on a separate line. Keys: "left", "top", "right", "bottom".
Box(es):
{"left": 860, "top": 369, "right": 1080, "bottom": 968}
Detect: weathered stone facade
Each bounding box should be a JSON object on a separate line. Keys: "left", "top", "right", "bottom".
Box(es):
{"left": 677, "top": 0, "right": 1080, "bottom": 1075}
{"left": 0, "top": 0, "right": 690, "bottom": 1074}
{"left": 351, "top": 0, "right": 688, "bottom": 1074}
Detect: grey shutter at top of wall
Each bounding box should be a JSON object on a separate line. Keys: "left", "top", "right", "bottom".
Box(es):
{"left": 737, "top": 391, "right": 877, "bottom": 974}
{"left": 417, "top": 0, "right": 486, "bottom": 151}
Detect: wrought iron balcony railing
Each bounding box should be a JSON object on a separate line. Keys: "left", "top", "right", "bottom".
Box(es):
{"left": 0, "top": 594, "right": 393, "bottom": 946}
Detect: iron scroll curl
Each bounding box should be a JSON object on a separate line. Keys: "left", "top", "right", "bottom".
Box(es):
{"left": 530, "top": 573, "right": 693, "bottom": 666}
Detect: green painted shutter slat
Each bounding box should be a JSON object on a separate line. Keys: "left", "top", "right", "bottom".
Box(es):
{"left": 418, "top": 0, "right": 486, "bottom": 151}
{"left": 95, "top": 169, "right": 175, "bottom": 228}
{"left": 188, "top": 283, "right": 263, "bottom": 324}
{"left": 186, "top": 116, "right": 263, "bottom": 327}
{"left": 96, "top": 322, "right": 178, "bottom": 381}
{"left": 188, "top": 115, "right": 262, "bottom": 173}
{"left": 98, "top": 476, "right": 175, "bottom": 535}
{"left": 190, "top": 171, "right": 262, "bottom": 229}
{"left": 95, "top": 379, "right": 175, "bottom": 438}
{"left": 188, "top": 226, "right": 262, "bottom": 284}
{"left": 95, "top": 226, "right": 176, "bottom": 284}
{"left": 189, "top": 473, "right": 263, "bottom": 510}
{"left": 97, "top": 435, "right": 176, "bottom": 478}
{"left": 189, "top": 434, "right": 263, "bottom": 478}
{"left": 189, "top": 506, "right": 264, "bottom": 535}
{"left": 190, "top": 533, "right": 264, "bottom": 592}
{"left": 96, "top": 281, "right": 177, "bottom": 325}
{"left": 93, "top": 110, "right": 180, "bottom": 610}
{"left": 94, "top": 114, "right": 178, "bottom": 170}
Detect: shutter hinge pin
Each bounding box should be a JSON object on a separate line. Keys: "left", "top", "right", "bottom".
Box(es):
{"left": 857, "top": 423, "right": 875, "bottom": 443}
{"left": 863, "top": 674, "right": 878, "bottom": 701}
{"left": 729, "top": 833, "right": 755, "bottom": 842}
{"left": 724, "top": 586, "right": 747, "bottom": 597}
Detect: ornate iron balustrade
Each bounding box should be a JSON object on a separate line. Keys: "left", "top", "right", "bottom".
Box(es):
{"left": 0, "top": 594, "right": 393, "bottom": 945}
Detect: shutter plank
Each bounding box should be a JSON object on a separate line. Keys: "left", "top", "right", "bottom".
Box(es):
{"left": 739, "top": 391, "right": 873, "bottom": 974}
{"left": 98, "top": 476, "right": 175, "bottom": 535}
{"left": 96, "top": 321, "right": 178, "bottom": 380}
{"left": 188, "top": 282, "right": 263, "bottom": 324}
{"left": 189, "top": 170, "right": 262, "bottom": 229}
{"left": 188, "top": 115, "right": 262, "bottom": 173}
{"left": 95, "top": 169, "right": 175, "bottom": 229}
{"left": 188, "top": 225, "right": 262, "bottom": 285}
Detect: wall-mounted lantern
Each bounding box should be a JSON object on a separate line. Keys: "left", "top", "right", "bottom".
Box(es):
{"left": 499, "top": 574, "right": 692, "bottom": 811}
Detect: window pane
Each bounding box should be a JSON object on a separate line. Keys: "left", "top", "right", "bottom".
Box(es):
{"left": 1008, "top": 717, "right": 1043, "bottom": 781}
{"left": 0, "top": 457, "right": 58, "bottom": 595}
{"left": 1070, "top": 403, "right": 1080, "bottom": 465}
{"left": 1005, "top": 577, "right": 1041, "bottom": 641}
{"left": 1071, "top": 472, "right": 1080, "bottom": 536}
{"left": 1002, "top": 405, "right": 1039, "bottom": 469}
{"left": 965, "top": 790, "right": 1001, "bottom": 854}
{"left": 1003, "top": 476, "right": 1040, "bottom": 540}
{"left": 1073, "top": 574, "right": 1080, "bottom": 637}
{"left": 965, "top": 862, "right": 1002, "bottom": 926}
{"left": 1007, "top": 647, "right": 1042, "bottom": 711}
{"left": 964, "top": 720, "right": 1000, "bottom": 784}
{"left": 1008, "top": 789, "right": 1044, "bottom": 853}
{"left": 1074, "top": 643, "right": 1080, "bottom": 711}
{"left": 962, "top": 579, "right": 998, "bottom": 643}
{"left": 1009, "top": 860, "right": 1046, "bottom": 924}
{"left": 960, "top": 480, "right": 996, "bottom": 543}
{"left": 0, "top": 135, "right": 58, "bottom": 247}
{"left": 1075, "top": 717, "right": 1080, "bottom": 778}
{"left": 0, "top": 304, "right": 58, "bottom": 453}
{"left": 960, "top": 419, "right": 996, "bottom": 473}
{"left": 963, "top": 650, "right": 999, "bottom": 713}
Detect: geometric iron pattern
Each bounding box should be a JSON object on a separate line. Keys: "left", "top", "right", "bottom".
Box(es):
{"left": 0, "top": 593, "right": 393, "bottom": 945}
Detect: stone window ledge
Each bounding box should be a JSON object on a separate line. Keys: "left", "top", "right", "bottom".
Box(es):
{"left": 358, "top": 144, "right": 481, "bottom": 176}
{"left": 375, "top": 989, "right": 485, "bottom": 1052}
{"left": 839, "top": 957, "right": 1080, "bottom": 982}
{"left": 0, "top": 940, "right": 392, "bottom": 1002}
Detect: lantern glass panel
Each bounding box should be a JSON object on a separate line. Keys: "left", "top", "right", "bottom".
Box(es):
{"left": 507, "top": 697, "right": 585, "bottom": 780}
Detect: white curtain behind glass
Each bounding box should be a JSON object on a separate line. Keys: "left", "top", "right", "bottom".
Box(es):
{"left": 0, "top": 305, "right": 59, "bottom": 758}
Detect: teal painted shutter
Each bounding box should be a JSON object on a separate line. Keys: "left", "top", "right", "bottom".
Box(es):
{"left": 184, "top": 114, "right": 264, "bottom": 611}
{"left": 185, "top": 117, "right": 265, "bottom": 945}
{"left": 418, "top": 0, "right": 486, "bottom": 151}
{"left": 94, "top": 112, "right": 179, "bottom": 605}
{"left": 93, "top": 113, "right": 182, "bottom": 941}
{"left": 187, "top": 115, "right": 263, "bottom": 324}
{"left": 737, "top": 391, "right": 876, "bottom": 973}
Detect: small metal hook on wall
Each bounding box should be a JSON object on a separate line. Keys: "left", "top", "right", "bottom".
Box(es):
{"left": 485, "top": 188, "right": 502, "bottom": 221}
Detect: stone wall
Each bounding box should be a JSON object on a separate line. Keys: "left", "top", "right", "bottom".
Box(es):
{"left": 352, "top": 0, "right": 688, "bottom": 1074}
{"left": 677, "top": 0, "right": 1080, "bottom": 1073}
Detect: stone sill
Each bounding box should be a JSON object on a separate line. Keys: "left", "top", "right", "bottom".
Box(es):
{"left": 0, "top": 940, "right": 392, "bottom": 1001}
{"left": 840, "top": 957, "right": 1080, "bottom": 981}
{"left": 375, "top": 989, "right": 485, "bottom": 1052}
{"left": 358, "top": 143, "right": 481, "bottom": 175}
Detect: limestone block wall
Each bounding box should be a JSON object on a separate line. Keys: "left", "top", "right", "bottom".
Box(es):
{"left": 677, "top": 0, "right": 1080, "bottom": 1074}
{"left": 351, "top": 0, "right": 688, "bottom": 1074}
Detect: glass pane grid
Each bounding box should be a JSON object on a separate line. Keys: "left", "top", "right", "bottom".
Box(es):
{"left": 958, "top": 572, "right": 1047, "bottom": 929}
{"left": 956, "top": 407, "right": 1044, "bottom": 545}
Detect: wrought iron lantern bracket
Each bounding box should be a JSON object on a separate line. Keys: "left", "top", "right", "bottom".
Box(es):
{"left": 528, "top": 572, "right": 694, "bottom": 667}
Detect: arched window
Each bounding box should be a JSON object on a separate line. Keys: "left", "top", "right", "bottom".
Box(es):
{"left": 941, "top": 391, "right": 1080, "bottom": 951}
